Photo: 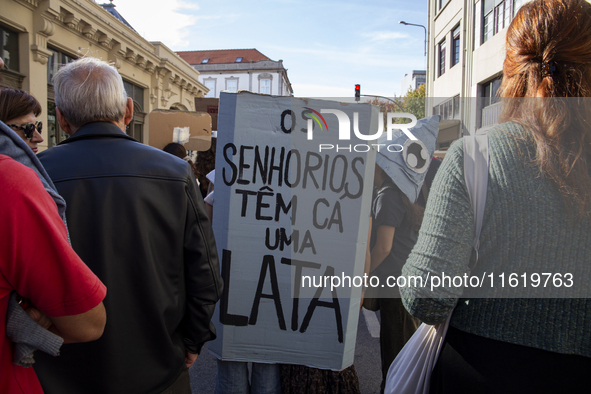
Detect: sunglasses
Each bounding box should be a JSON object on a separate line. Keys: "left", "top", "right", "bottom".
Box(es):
{"left": 7, "top": 121, "right": 42, "bottom": 139}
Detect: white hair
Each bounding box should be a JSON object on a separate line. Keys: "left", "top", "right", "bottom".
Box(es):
{"left": 53, "top": 57, "right": 128, "bottom": 128}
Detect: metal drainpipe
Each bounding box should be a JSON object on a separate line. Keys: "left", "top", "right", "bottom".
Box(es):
{"left": 461, "top": 0, "right": 470, "bottom": 137}
{"left": 426, "top": 0, "right": 432, "bottom": 117}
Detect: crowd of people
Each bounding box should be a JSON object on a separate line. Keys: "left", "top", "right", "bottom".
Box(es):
{"left": 0, "top": 0, "right": 590, "bottom": 393}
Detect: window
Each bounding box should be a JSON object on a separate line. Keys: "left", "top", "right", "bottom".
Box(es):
{"left": 235, "top": 57, "right": 243, "bottom": 62}
{"left": 0, "top": 25, "right": 19, "bottom": 72}
{"left": 123, "top": 80, "right": 144, "bottom": 110}
{"left": 47, "top": 48, "right": 77, "bottom": 147}
{"left": 201, "top": 58, "right": 209, "bottom": 64}
{"left": 122, "top": 81, "right": 145, "bottom": 141}
{"left": 47, "top": 49, "right": 75, "bottom": 83}
{"left": 226, "top": 78, "right": 238, "bottom": 92}
{"left": 480, "top": 76, "right": 503, "bottom": 126}
{"left": 483, "top": 5, "right": 493, "bottom": 42}
{"left": 495, "top": 0, "right": 512, "bottom": 34}
{"left": 453, "top": 95, "right": 460, "bottom": 119}
{"left": 132, "top": 123, "right": 143, "bottom": 143}
{"left": 46, "top": 101, "right": 69, "bottom": 148}
{"left": 128, "top": 102, "right": 144, "bottom": 142}
{"left": 433, "top": 95, "right": 460, "bottom": 121}
{"left": 204, "top": 79, "right": 216, "bottom": 98}
{"left": 259, "top": 79, "right": 271, "bottom": 95}
{"left": 451, "top": 25, "right": 460, "bottom": 68}
{"left": 481, "top": 76, "right": 502, "bottom": 108}
{"left": 483, "top": 0, "right": 521, "bottom": 43}
{"left": 438, "top": 0, "right": 450, "bottom": 12}
{"left": 438, "top": 40, "right": 446, "bottom": 77}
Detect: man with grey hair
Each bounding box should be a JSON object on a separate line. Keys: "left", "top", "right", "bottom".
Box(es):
{"left": 36, "top": 57, "right": 223, "bottom": 394}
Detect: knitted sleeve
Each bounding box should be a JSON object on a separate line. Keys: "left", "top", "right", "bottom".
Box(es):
{"left": 400, "top": 138, "right": 475, "bottom": 325}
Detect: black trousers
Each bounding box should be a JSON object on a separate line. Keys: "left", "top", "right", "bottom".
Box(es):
{"left": 378, "top": 297, "right": 420, "bottom": 392}
{"left": 430, "top": 326, "right": 591, "bottom": 394}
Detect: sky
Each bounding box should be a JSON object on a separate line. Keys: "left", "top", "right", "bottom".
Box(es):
{"left": 111, "top": 0, "right": 429, "bottom": 98}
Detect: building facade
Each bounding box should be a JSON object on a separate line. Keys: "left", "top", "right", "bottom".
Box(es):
{"left": 426, "top": 0, "right": 527, "bottom": 150}
{"left": 400, "top": 70, "right": 426, "bottom": 95}
{"left": 177, "top": 49, "right": 293, "bottom": 98}
{"left": 0, "top": 0, "right": 208, "bottom": 151}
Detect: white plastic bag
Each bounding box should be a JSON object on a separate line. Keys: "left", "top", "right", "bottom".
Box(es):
{"left": 384, "top": 314, "right": 452, "bottom": 394}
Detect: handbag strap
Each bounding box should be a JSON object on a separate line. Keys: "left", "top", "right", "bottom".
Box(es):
{"left": 463, "top": 128, "right": 490, "bottom": 269}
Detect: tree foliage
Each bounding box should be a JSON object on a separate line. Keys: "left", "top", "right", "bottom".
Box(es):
{"left": 402, "top": 84, "right": 426, "bottom": 120}
{"left": 368, "top": 84, "right": 426, "bottom": 124}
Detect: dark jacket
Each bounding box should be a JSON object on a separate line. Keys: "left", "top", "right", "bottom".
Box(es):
{"left": 35, "top": 122, "right": 223, "bottom": 394}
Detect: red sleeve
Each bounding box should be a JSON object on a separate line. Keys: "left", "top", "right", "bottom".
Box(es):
{"left": 0, "top": 156, "right": 106, "bottom": 317}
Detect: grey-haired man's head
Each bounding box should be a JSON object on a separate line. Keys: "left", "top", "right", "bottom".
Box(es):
{"left": 53, "top": 57, "right": 132, "bottom": 133}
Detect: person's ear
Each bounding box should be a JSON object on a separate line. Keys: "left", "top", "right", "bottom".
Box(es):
{"left": 56, "top": 108, "right": 75, "bottom": 136}
{"left": 123, "top": 98, "right": 133, "bottom": 125}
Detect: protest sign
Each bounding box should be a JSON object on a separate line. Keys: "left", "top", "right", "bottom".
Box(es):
{"left": 209, "top": 92, "right": 377, "bottom": 370}
{"left": 194, "top": 97, "right": 220, "bottom": 131}
{"left": 147, "top": 109, "right": 212, "bottom": 151}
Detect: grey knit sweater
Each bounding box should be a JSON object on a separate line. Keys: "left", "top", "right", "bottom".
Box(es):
{"left": 401, "top": 122, "right": 591, "bottom": 357}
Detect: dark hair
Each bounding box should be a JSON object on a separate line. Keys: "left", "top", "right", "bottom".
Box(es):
{"left": 162, "top": 142, "right": 200, "bottom": 180}
{"left": 499, "top": 0, "right": 591, "bottom": 222}
{"left": 376, "top": 166, "right": 424, "bottom": 232}
{"left": 163, "top": 142, "right": 187, "bottom": 159}
{"left": 194, "top": 138, "right": 217, "bottom": 198}
{"left": 0, "top": 88, "right": 42, "bottom": 123}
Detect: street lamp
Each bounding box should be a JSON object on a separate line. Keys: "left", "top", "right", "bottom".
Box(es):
{"left": 399, "top": 21, "right": 427, "bottom": 57}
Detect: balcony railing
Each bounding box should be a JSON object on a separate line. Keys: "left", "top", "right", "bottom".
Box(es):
{"left": 481, "top": 101, "right": 502, "bottom": 127}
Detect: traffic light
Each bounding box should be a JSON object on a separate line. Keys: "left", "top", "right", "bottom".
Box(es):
{"left": 355, "top": 84, "right": 360, "bottom": 101}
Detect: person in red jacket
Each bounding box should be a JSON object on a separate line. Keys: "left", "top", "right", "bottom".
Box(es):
{"left": 0, "top": 120, "right": 107, "bottom": 393}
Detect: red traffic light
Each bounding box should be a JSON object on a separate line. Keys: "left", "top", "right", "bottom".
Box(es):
{"left": 355, "top": 84, "right": 360, "bottom": 101}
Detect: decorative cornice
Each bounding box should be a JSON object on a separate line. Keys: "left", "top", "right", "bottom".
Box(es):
{"left": 31, "top": 13, "right": 55, "bottom": 65}
{"left": 158, "top": 67, "right": 169, "bottom": 78}
{"left": 161, "top": 89, "right": 177, "bottom": 107}
{"left": 14, "top": 0, "right": 200, "bottom": 89}
{"left": 145, "top": 61, "right": 156, "bottom": 74}
{"left": 192, "top": 59, "right": 286, "bottom": 72}
{"left": 80, "top": 20, "right": 96, "bottom": 38}
{"left": 38, "top": 17, "right": 55, "bottom": 36}
{"left": 111, "top": 57, "right": 122, "bottom": 69}
{"left": 107, "top": 41, "right": 122, "bottom": 69}
{"left": 13, "top": 0, "right": 40, "bottom": 11}
{"left": 125, "top": 48, "right": 136, "bottom": 63}
{"left": 31, "top": 43, "right": 52, "bottom": 65}
{"left": 97, "top": 31, "right": 112, "bottom": 49}
{"left": 62, "top": 10, "right": 80, "bottom": 31}
{"left": 136, "top": 55, "right": 146, "bottom": 69}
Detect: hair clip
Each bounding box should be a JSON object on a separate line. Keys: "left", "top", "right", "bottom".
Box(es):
{"left": 541, "top": 60, "right": 557, "bottom": 78}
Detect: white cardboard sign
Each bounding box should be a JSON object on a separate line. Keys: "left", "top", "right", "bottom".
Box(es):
{"left": 210, "top": 92, "right": 376, "bottom": 370}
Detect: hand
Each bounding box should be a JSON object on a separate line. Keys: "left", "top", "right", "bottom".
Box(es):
{"left": 25, "top": 307, "right": 53, "bottom": 330}
{"left": 185, "top": 350, "right": 198, "bottom": 368}
{"left": 360, "top": 290, "right": 366, "bottom": 310}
